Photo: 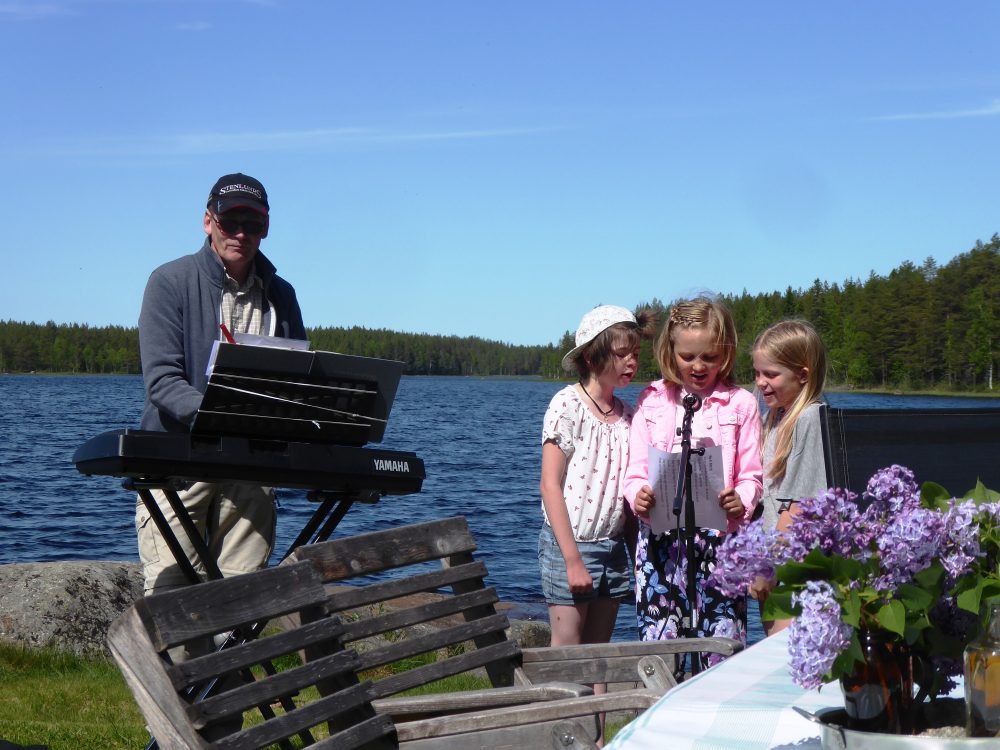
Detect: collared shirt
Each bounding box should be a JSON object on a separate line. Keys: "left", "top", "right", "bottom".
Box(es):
{"left": 221, "top": 265, "right": 265, "bottom": 338}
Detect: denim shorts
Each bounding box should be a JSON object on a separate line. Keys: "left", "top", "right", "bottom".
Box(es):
{"left": 537, "top": 524, "right": 631, "bottom": 605}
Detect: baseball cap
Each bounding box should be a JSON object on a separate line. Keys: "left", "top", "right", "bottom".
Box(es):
{"left": 207, "top": 173, "right": 269, "bottom": 215}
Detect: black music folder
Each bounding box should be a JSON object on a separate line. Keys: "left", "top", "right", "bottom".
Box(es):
{"left": 192, "top": 342, "right": 404, "bottom": 446}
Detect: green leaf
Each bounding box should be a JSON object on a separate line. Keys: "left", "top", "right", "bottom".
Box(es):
{"left": 829, "top": 631, "right": 864, "bottom": 682}
{"left": 913, "top": 564, "right": 945, "bottom": 591}
{"left": 921, "top": 481, "right": 953, "bottom": 510}
{"left": 957, "top": 578, "right": 985, "bottom": 614}
{"left": 896, "top": 583, "right": 934, "bottom": 612}
{"left": 761, "top": 589, "right": 796, "bottom": 621}
{"left": 876, "top": 600, "right": 906, "bottom": 637}
{"left": 966, "top": 480, "right": 1000, "bottom": 505}
{"left": 840, "top": 589, "right": 862, "bottom": 628}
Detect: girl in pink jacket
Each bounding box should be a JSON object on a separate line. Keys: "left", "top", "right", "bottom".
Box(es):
{"left": 623, "top": 299, "right": 762, "bottom": 662}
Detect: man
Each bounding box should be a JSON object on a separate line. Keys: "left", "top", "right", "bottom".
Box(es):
{"left": 136, "top": 173, "right": 306, "bottom": 595}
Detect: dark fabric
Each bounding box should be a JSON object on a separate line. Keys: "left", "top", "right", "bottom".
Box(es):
{"left": 139, "top": 240, "right": 306, "bottom": 432}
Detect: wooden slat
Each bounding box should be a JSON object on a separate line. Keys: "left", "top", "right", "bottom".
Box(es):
{"left": 169, "top": 615, "right": 346, "bottom": 689}
{"left": 395, "top": 688, "right": 660, "bottom": 741}
{"left": 372, "top": 642, "right": 516, "bottom": 697}
{"left": 188, "top": 649, "right": 364, "bottom": 728}
{"left": 308, "top": 714, "right": 398, "bottom": 750}
{"left": 521, "top": 656, "right": 654, "bottom": 685}
{"left": 108, "top": 608, "right": 210, "bottom": 750}
{"left": 637, "top": 655, "right": 677, "bottom": 691}
{"left": 212, "top": 681, "right": 387, "bottom": 750}
{"left": 373, "top": 683, "right": 591, "bottom": 718}
{"left": 368, "top": 640, "right": 522, "bottom": 699}
{"left": 338, "top": 589, "right": 503, "bottom": 642}
{"left": 351, "top": 614, "right": 511, "bottom": 673}
{"left": 135, "top": 563, "right": 326, "bottom": 650}
{"left": 519, "top": 637, "right": 741, "bottom": 664}
{"left": 519, "top": 638, "right": 741, "bottom": 686}
{"left": 288, "top": 517, "right": 477, "bottom": 580}
{"left": 320, "top": 561, "right": 489, "bottom": 611}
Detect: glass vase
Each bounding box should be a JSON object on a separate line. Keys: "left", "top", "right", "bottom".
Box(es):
{"left": 840, "top": 629, "right": 913, "bottom": 734}
{"left": 965, "top": 602, "right": 1000, "bottom": 737}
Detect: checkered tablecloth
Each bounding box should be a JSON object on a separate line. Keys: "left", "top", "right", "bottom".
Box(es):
{"left": 606, "top": 630, "right": 838, "bottom": 750}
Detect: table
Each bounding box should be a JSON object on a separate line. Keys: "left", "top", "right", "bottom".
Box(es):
{"left": 606, "top": 629, "right": 839, "bottom": 750}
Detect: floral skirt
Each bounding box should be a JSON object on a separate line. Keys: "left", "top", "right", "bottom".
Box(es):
{"left": 635, "top": 521, "right": 746, "bottom": 665}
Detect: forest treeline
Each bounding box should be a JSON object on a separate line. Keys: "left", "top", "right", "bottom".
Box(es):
{"left": 3, "top": 235, "right": 997, "bottom": 391}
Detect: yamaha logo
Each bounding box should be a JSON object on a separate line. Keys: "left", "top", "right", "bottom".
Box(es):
{"left": 374, "top": 458, "right": 409, "bottom": 473}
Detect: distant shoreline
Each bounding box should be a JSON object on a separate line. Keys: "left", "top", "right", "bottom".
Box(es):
{"left": 4, "top": 370, "right": 1000, "bottom": 399}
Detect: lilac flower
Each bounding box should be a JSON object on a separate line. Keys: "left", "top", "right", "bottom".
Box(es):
{"left": 863, "top": 464, "right": 920, "bottom": 513}
{"left": 931, "top": 657, "right": 961, "bottom": 694}
{"left": 876, "top": 507, "right": 946, "bottom": 588}
{"left": 939, "top": 499, "right": 981, "bottom": 582}
{"left": 788, "top": 580, "right": 853, "bottom": 690}
{"left": 709, "top": 520, "right": 779, "bottom": 597}
{"left": 784, "top": 488, "right": 864, "bottom": 559}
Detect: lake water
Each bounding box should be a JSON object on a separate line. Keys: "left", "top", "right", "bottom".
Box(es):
{"left": 2, "top": 375, "right": 997, "bottom": 644}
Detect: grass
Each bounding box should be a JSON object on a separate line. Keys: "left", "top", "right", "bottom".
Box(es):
{"left": 0, "top": 643, "right": 631, "bottom": 749}
{"left": 0, "top": 643, "right": 147, "bottom": 750}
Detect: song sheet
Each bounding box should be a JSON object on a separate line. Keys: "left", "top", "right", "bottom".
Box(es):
{"left": 647, "top": 444, "right": 728, "bottom": 534}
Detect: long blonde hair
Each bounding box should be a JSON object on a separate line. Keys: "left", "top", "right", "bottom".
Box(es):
{"left": 753, "top": 319, "right": 826, "bottom": 483}
{"left": 655, "top": 298, "right": 738, "bottom": 388}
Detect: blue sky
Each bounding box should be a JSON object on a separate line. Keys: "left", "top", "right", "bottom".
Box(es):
{"left": 3, "top": 2, "right": 999, "bottom": 346}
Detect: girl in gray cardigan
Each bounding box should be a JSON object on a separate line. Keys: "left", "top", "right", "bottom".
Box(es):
{"left": 751, "top": 319, "right": 829, "bottom": 635}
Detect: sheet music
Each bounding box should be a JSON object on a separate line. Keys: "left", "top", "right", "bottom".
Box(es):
{"left": 647, "top": 444, "right": 728, "bottom": 534}
{"left": 206, "top": 335, "right": 311, "bottom": 375}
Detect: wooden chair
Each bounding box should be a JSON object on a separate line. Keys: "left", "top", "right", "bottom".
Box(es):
{"left": 107, "top": 562, "right": 397, "bottom": 750}
{"left": 283, "top": 516, "right": 742, "bottom": 745}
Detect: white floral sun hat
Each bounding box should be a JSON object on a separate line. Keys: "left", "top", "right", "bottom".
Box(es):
{"left": 560, "top": 304, "right": 638, "bottom": 371}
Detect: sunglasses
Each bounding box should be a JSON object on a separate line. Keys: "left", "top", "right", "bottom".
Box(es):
{"left": 213, "top": 214, "right": 266, "bottom": 237}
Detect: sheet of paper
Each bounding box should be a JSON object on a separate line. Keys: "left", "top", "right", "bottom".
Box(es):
{"left": 206, "top": 335, "right": 312, "bottom": 375}
{"left": 232, "top": 332, "right": 311, "bottom": 350}
{"left": 647, "top": 443, "right": 728, "bottom": 534}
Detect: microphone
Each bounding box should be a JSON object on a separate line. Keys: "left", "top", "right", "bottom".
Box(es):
{"left": 682, "top": 393, "right": 702, "bottom": 413}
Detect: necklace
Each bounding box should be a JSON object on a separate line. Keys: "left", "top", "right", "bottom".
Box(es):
{"left": 581, "top": 383, "right": 616, "bottom": 419}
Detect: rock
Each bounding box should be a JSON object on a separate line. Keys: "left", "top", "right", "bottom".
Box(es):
{"left": 0, "top": 561, "right": 142, "bottom": 657}
{"left": 507, "top": 618, "right": 551, "bottom": 649}
{"left": 0, "top": 562, "right": 550, "bottom": 659}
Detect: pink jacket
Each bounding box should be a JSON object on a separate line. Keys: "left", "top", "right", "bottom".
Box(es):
{"left": 623, "top": 380, "right": 763, "bottom": 533}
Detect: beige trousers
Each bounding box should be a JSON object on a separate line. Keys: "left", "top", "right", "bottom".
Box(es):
{"left": 135, "top": 481, "right": 276, "bottom": 596}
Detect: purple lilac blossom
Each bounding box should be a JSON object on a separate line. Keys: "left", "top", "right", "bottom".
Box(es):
{"left": 788, "top": 580, "right": 853, "bottom": 690}
{"left": 784, "top": 488, "right": 864, "bottom": 560}
{"left": 930, "top": 656, "right": 961, "bottom": 694}
{"left": 863, "top": 465, "right": 920, "bottom": 514}
{"left": 709, "top": 520, "right": 779, "bottom": 597}
{"left": 876, "top": 507, "right": 946, "bottom": 588}
{"left": 939, "top": 499, "right": 981, "bottom": 583}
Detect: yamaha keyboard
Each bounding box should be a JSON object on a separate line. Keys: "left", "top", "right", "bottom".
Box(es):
{"left": 73, "top": 428, "right": 424, "bottom": 494}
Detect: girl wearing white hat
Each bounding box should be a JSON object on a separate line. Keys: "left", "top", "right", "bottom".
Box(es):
{"left": 537, "top": 304, "right": 655, "bottom": 734}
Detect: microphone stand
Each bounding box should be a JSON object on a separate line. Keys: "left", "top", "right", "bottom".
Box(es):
{"left": 672, "top": 393, "right": 705, "bottom": 676}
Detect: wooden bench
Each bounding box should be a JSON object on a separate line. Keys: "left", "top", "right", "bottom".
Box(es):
{"left": 283, "top": 516, "right": 742, "bottom": 746}
{"left": 107, "top": 562, "right": 396, "bottom": 750}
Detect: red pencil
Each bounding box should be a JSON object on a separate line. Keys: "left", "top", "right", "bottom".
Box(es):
{"left": 219, "top": 323, "right": 236, "bottom": 344}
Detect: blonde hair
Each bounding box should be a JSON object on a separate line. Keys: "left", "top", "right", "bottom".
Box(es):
{"left": 753, "top": 318, "right": 827, "bottom": 483}
{"left": 655, "top": 298, "right": 738, "bottom": 388}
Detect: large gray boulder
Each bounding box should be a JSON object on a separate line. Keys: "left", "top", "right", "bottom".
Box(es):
{"left": 0, "top": 561, "right": 142, "bottom": 657}
{"left": 0, "top": 561, "right": 551, "bottom": 658}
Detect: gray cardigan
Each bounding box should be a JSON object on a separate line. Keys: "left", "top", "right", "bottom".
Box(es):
{"left": 138, "top": 240, "right": 306, "bottom": 432}
{"left": 760, "top": 402, "right": 828, "bottom": 529}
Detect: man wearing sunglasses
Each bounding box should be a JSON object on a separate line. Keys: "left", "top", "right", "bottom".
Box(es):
{"left": 135, "top": 173, "right": 306, "bottom": 600}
